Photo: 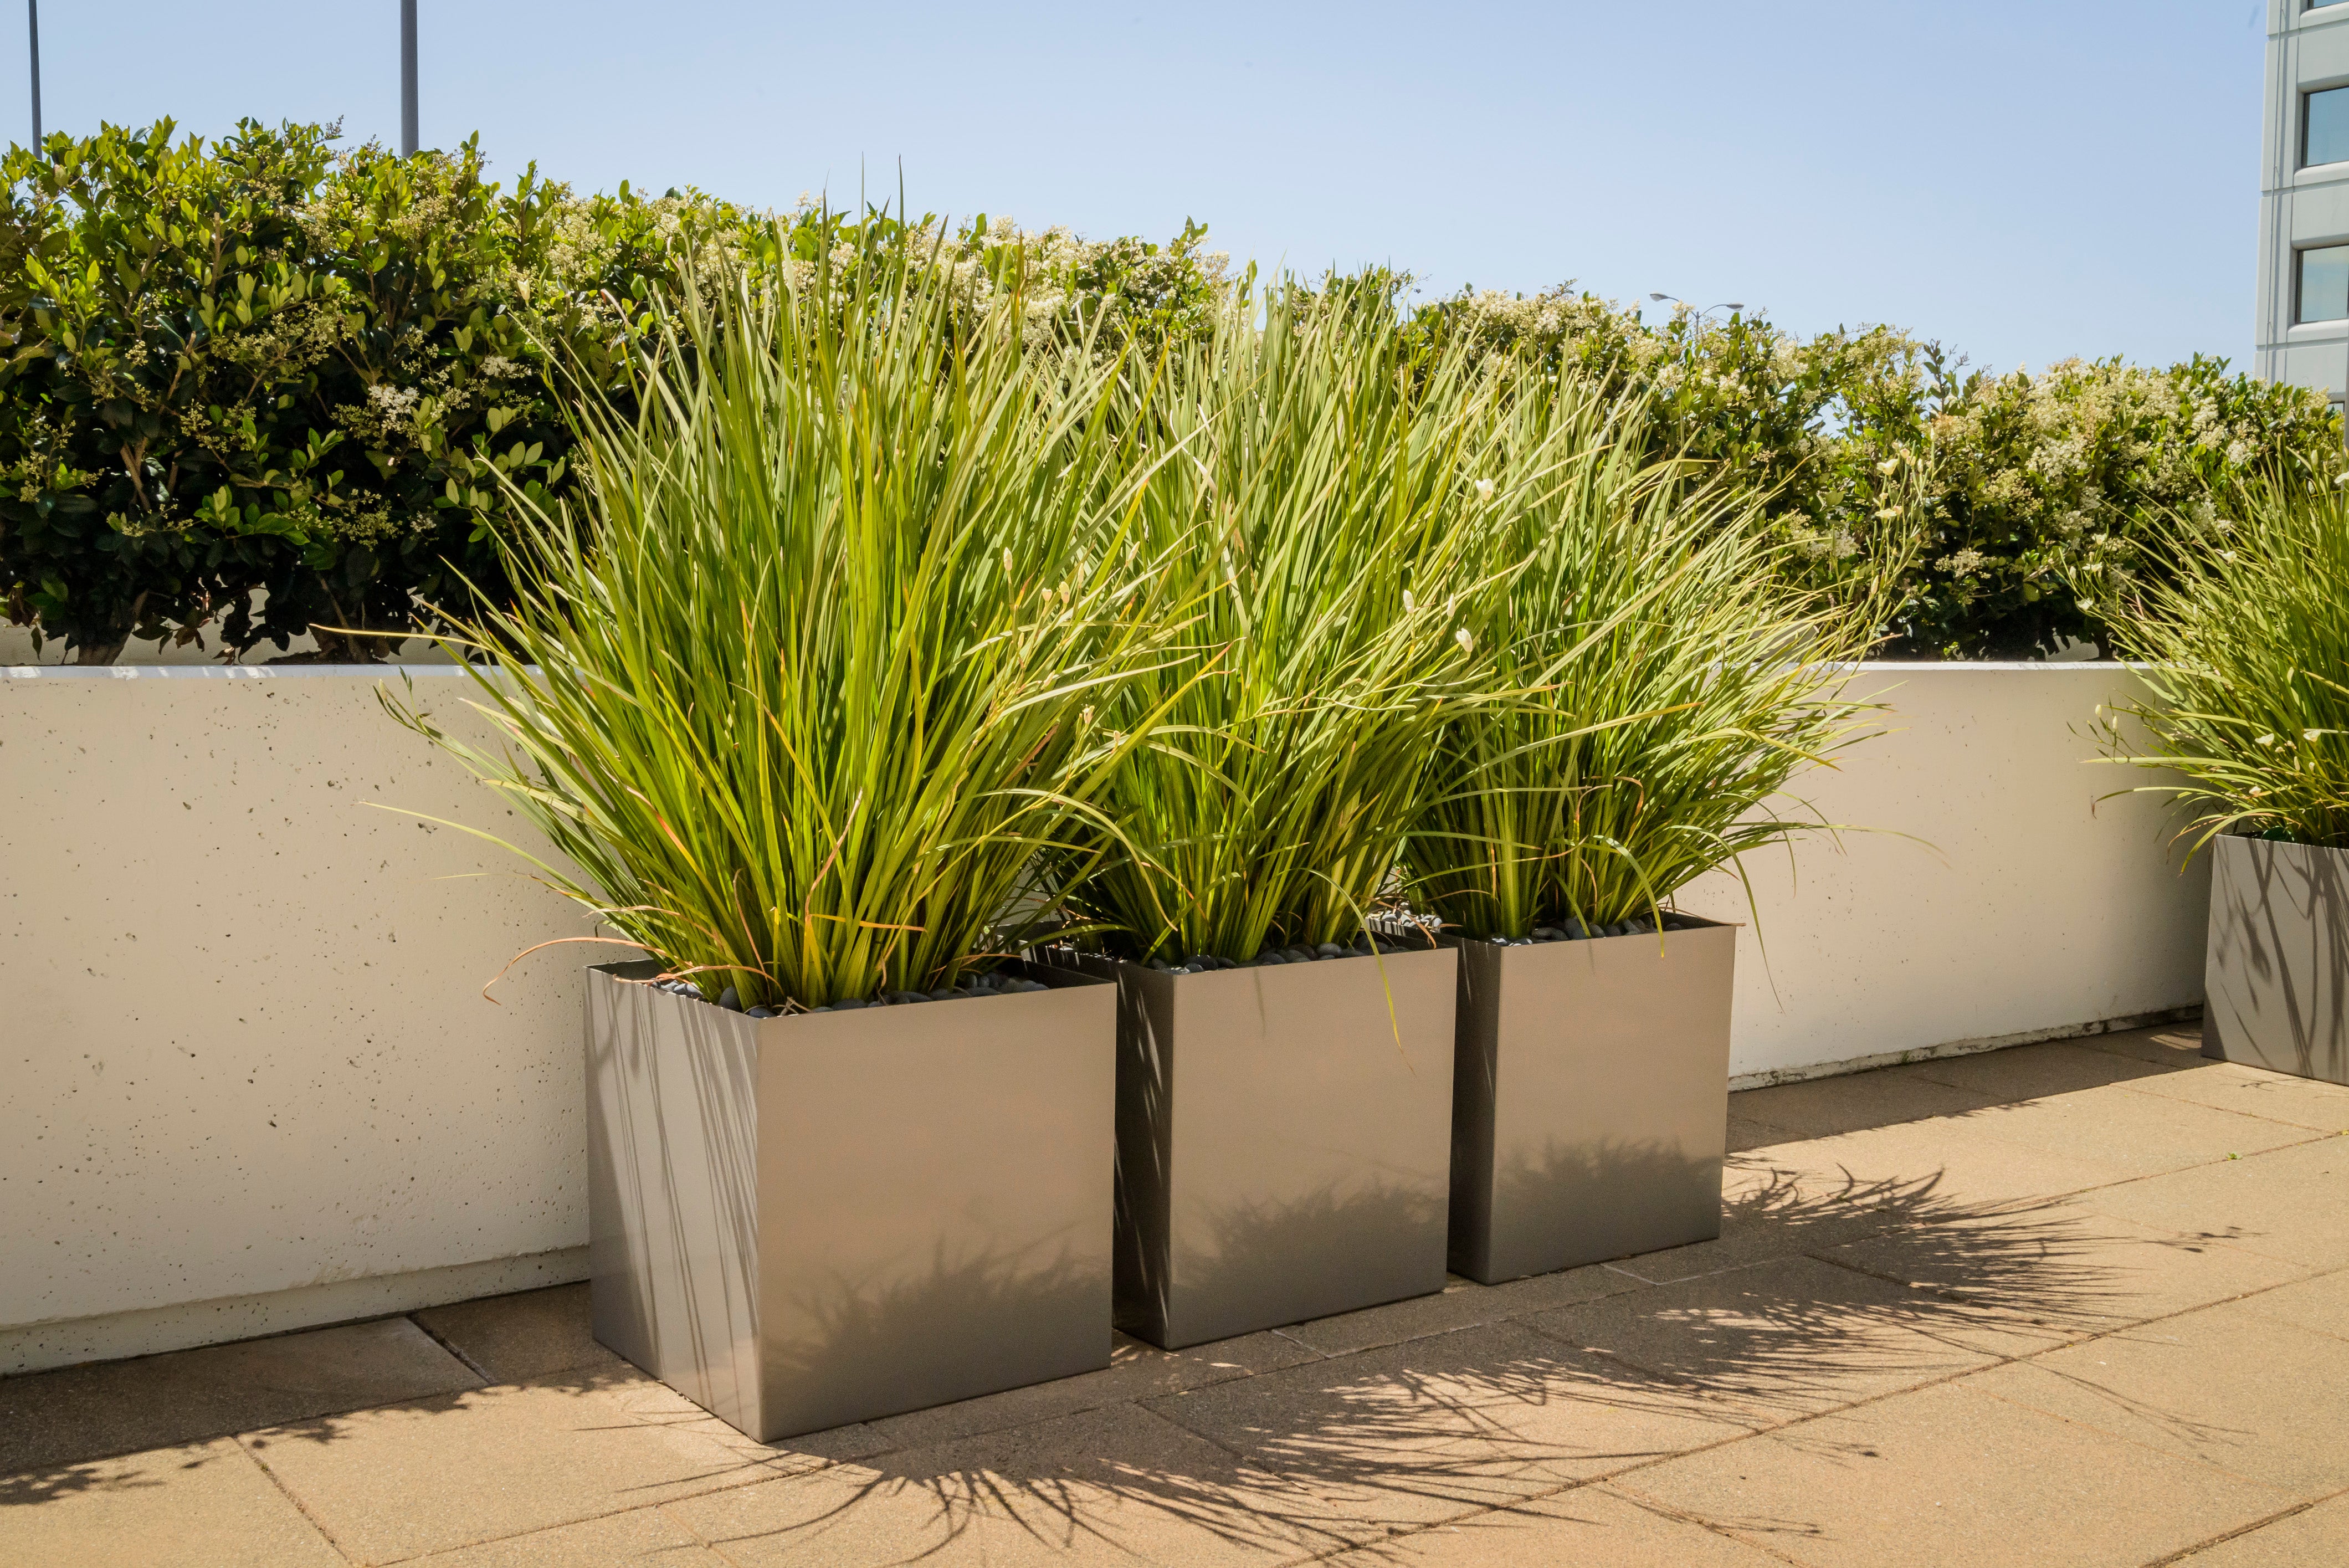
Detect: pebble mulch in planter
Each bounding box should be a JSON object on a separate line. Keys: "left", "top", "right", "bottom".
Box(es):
{"left": 1476, "top": 913, "right": 1699, "bottom": 946}
{"left": 644, "top": 971, "right": 1054, "bottom": 1017}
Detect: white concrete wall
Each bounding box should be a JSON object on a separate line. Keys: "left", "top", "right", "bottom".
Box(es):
{"left": 1676, "top": 664, "right": 2208, "bottom": 1085}
{"left": 0, "top": 662, "right": 2209, "bottom": 1372}
{"left": 1, "top": 668, "right": 594, "bottom": 1374}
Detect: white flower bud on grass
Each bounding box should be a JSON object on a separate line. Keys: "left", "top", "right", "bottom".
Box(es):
{"left": 1455, "top": 627, "right": 1474, "bottom": 654}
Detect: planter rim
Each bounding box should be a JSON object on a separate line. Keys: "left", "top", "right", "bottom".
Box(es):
{"left": 1437, "top": 910, "right": 1739, "bottom": 947}
{"left": 593, "top": 955, "right": 1099, "bottom": 1027}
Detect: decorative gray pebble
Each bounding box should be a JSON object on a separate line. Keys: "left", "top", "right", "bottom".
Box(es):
{"left": 717, "top": 986, "right": 743, "bottom": 1012}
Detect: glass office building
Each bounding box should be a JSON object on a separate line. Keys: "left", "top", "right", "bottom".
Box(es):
{"left": 2258, "top": 2, "right": 2349, "bottom": 404}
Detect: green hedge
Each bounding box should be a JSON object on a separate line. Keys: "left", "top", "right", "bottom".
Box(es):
{"left": 2, "top": 119, "right": 2336, "bottom": 662}
{"left": 1413, "top": 287, "right": 2344, "bottom": 657}
{"left": 0, "top": 119, "right": 1225, "bottom": 661}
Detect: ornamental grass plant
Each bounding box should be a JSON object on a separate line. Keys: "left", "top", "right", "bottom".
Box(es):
{"left": 389, "top": 237, "right": 1189, "bottom": 1010}
{"left": 1405, "top": 381, "right": 1894, "bottom": 940}
{"left": 1059, "top": 279, "right": 1509, "bottom": 963}
{"left": 2104, "top": 480, "right": 2349, "bottom": 850}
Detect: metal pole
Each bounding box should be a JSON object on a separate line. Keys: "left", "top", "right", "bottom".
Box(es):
{"left": 27, "top": 0, "right": 40, "bottom": 146}
{"left": 399, "top": 0, "right": 417, "bottom": 156}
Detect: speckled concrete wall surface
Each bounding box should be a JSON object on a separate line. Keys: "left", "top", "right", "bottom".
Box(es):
{"left": 1676, "top": 663, "right": 2209, "bottom": 1085}
{"left": 2, "top": 669, "right": 594, "bottom": 1372}
{"left": 0, "top": 663, "right": 2209, "bottom": 1374}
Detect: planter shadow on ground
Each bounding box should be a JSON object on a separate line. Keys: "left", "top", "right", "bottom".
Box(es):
{"left": 707, "top": 1167, "right": 2179, "bottom": 1562}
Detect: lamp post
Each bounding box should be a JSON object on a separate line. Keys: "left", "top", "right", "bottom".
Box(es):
{"left": 399, "top": 0, "right": 417, "bottom": 156}
{"left": 26, "top": 0, "right": 39, "bottom": 146}
{"left": 1647, "top": 291, "right": 1745, "bottom": 329}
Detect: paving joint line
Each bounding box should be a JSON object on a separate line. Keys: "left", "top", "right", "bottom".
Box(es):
{"left": 403, "top": 1310, "right": 497, "bottom": 1386}
{"left": 2105, "top": 1076, "right": 2349, "bottom": 1136}
{"left": 653, "top": 1497, "right": 751, "bottom": 1568}
{"left": 337, "top": 1459, "right": 809, "bottom": 1566}
{"left": 1599, "top": 1476, "right": 1823, "bottom": 1567}
{"left": 1497, "top": 1241, "right": 2349, "bottom": 1501}
{"left": 2141, "top": 1482, "right": 2349, "bottom": 1566}
{"left": 229, "top": 1431, "right": 361, "bottom": 1565}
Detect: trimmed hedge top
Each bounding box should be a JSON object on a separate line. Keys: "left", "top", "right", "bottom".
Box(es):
{"left": 1, "top": 118, "right": 2338, "bottom": 662}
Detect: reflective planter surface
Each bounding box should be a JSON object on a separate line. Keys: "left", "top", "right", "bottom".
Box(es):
{"left": 586, "top": 960, "right": 1115, "bottom": 1442}
{"left": 2206, "top": 834, "right": 2349, "bottom": 1086}
{"left": 1445, "top": 919, "right": 1736, "bottom": 1285}
{"left": 1060, "top": 946, "right": 1457, "bottom": 1350}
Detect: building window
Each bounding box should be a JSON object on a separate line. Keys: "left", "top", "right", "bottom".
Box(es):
{"left": 2300, "top": 244, "right": 2349, "bottom": 322}
{"left": 2309, "top": 87, "right": 2349, "bottom": 167}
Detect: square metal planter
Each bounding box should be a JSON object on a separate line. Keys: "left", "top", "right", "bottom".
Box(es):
{"left": 1059, "top": 945, "right": 1458, "bottom": 1350}
{"left": 585, "top": 960, "right": 1115, "bottom": 1442}
{"left": 2204, "top": 834, "right": 2349, "bottom": 1086}
{"left": 1445, "top": 917, "right": 1736, "bottom": 1285}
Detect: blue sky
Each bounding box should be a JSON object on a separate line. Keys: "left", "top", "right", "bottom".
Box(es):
{"left": 5, "top": 2, "right": 2263, "bottom": 376}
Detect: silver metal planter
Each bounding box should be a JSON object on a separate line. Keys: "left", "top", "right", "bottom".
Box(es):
{"left": 1445, "top": 918, "right": 1736, "bottom": 1285}
{"left": 1062, "top": 946, "right": 1458, "bottom": 1350}
{"left": 2204, "top": 834, "right": 2349, "bottom": 1086}
{"left": 585, "top": 960, "right": 1115, "bottom": 1442}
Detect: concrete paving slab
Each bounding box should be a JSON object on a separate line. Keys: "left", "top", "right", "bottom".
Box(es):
{"left": 1906, "top": 1039, "right": 2185, "bottom": 1099}
{"left": 410, "top": 1504, "right": 727, "bottom": 1565}
{"left": 241, "top": 1366, "right": 797, "bottom": 1563}
{"left": 1601, "top": 1167, "right": 1903, "bottom": 1285}
{"left": 2073, "top": 1024, "right": 2211, "bottom": 1069}
{"left": 1324, "top": 1483, "right": 1787, "bottom": 1566}
{"left": 1619, "top": 1379, "right": 2293, "bottom": 1568}
{"left": 1141, "top": 1320, "right": 1756, "bottom": 1530}
{"left": 1732, "top": 1068, "right": 2004, "bottom": 1140}
{"left": 865, "top": 1328, "right": 1320, "bottom": 1450}
{"left": 1280, "top": 1270, "right": 1638, "bottom": 1356}
{"left": 2078, "top": 1136, "right": 2349, "bottom": 1270}
{"left": 0, "top": 1437, "right": 343, "bottom": 1567}
{"left": 413, "top": 1283, "right": 607, "bottom": 1386}
{"left": 1963, "top": 1301, "right": 2349, "bottom": 1496}
{"left": 1745, "top": 1115, "right": 2146, "bottom": 1211}
{"left": 1821, "top": 1203, "right": 2313, "bottom": 1335}
{"left": 668, "top": 1401, "right": 1354, "bottom": 1566}
{"left": 1950, "top": 1086, "right": 2320, "bottom": 1176}
{"left": 2124, "top": 1062, "right": 2349, "bottom": 1134}
{"left": 2174, "top": 1492, "right": 2349, "bottom": 1565}
{"left": 1524, "top": 1254, "right": 2032, "bottom": 1422}
{"left": 2231, "top": 1266, "right": 2349, "bottom": 1341}
{"left": 1476, "top": 1263, "right": 1656, "bottom": 1315}
{"left": 0, "top": 1315, "right": 482, "bottom": 1478}
{"left": 1726, "top": 1116, "right": 1787, "bottom": 1154}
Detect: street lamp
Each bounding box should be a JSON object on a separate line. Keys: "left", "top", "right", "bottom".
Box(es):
{"left": 1648, "top": 291, "right": 1745, "bottom": 326}
{"left": 26, "top": 0, "right": 39, "bottom": 146}
{"left": 400, "top": 0, "right": 417, "bottom": 156}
